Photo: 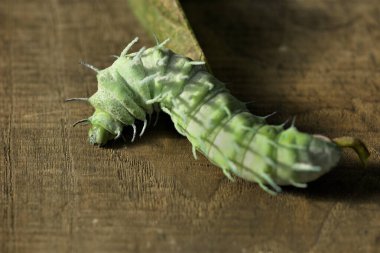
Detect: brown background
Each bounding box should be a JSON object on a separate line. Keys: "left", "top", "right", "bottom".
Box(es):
{"left": 1, "top": 0, "right": 380, "bottom": 252}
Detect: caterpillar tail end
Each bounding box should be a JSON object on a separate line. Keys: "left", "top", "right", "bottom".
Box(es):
{"left": 265, "top": 129, "right": 343, "bottom": 189}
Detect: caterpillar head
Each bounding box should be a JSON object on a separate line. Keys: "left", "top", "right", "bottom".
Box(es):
{"left": 67, "top": 59, "right": 146, "bottom": 147}
{"left": 88, "top": 124, "right": 115, "bottom": 146}
{"left": 86, "top": 109, "right": 122, "bottom": 146}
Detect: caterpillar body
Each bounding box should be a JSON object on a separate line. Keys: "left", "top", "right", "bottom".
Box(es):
{"left": 68, "top": 37, "right": 342, "bottom": 194}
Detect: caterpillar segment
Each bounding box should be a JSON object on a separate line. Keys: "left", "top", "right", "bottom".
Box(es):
{"left": 68, "top": 37, "right": 342, "bottom": 194}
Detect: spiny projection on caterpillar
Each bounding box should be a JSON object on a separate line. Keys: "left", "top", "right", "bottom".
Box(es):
{"left": 66, "top": 37, "right": 370, "bottom": 195}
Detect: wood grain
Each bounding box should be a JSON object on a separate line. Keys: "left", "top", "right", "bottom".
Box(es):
{"left": 0, "top": 0, "right": 379, "bottom": 252}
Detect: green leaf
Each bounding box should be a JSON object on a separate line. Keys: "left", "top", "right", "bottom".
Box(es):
{"left": 127, "top": 0, "right": 206, "bottom": 62}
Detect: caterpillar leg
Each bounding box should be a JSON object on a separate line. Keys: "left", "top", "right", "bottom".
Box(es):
{"left": 222, "top": 167, "right": 235, "bottom": 182}
{"left": 139, "top": 119, "right": 148, "bottom": 137}
{"left": 130, "top": 124, "right": 137, "bottom": 142}
{"left": 258, "top": 182, "right": 278, "bottom": 196}
{"left": 65, "top": 98, "right": 89, "bottom": 102}
{"left": 192, "top": 145, "right": 198, "bottom": 160}
{"left": 72, "top": 118, "right": 90, "bottom": 127}
{"left": 80, "top": 61, "right": 100, "bottom": 73}
{"left": 120, "top": 37, "right": 139, "bottom": 57}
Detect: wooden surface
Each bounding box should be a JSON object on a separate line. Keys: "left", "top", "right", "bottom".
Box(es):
{"left": 1, "top": 0, "right": 380, "bottom": 252}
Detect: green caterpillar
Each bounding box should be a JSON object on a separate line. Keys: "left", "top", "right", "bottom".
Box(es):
{"left": 67, "top": 37, "right": 368, "bottom": 194}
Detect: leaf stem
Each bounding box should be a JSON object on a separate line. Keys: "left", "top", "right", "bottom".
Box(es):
{"left": 333, "top": 136, "right": 370, "bottom": 167}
